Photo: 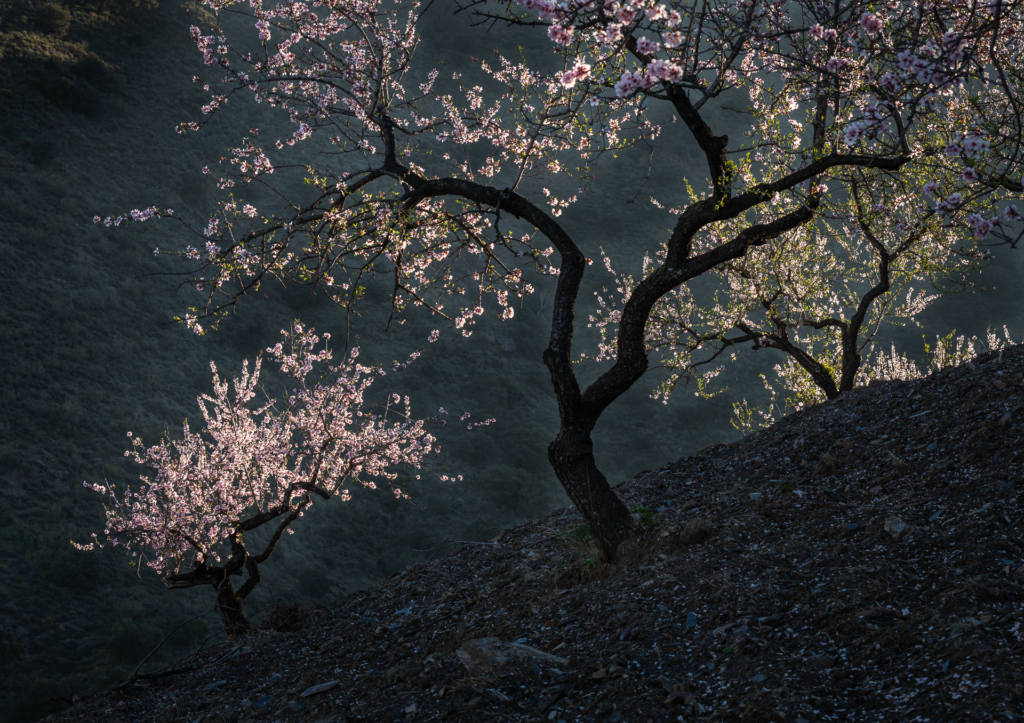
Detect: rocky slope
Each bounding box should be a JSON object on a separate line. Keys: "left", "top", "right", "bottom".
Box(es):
{"left": 44, "top": 347, "right": 1024, "bottom": 722}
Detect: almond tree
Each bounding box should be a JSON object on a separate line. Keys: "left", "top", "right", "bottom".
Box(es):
{"left": 101, "top": 0, "right": 1024, "bottom": 556}
{"left": 76, "top": 326, "right": 449, "bottom": 632}
{"left": 586, "top": 154, "right": 1001, "bottom": 425}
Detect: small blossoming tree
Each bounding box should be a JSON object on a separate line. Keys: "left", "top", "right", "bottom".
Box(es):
{"left": 76, "top": 326, "right": 447, "bottom": 632}
{"left": 100, "top": 0, "right": 1024, "bottom": 556}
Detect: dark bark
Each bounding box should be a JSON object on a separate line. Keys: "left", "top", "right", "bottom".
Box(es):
{"left": 164, "top": 564, "right": 252, "bottom": 634}
{"left": 545, "top": 403, "right": 636, "bottom": 556}
{"left": 391, "top": 124, "right": 832, "bottom": 558}
{"left": 215, "top": 577, "right": 251, "bottom": 635}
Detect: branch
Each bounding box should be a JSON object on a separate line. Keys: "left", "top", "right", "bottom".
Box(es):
{"left": 124, "top": 605, "right": 220, "bottom": 684}
{"left": 582, "top": 193, "right": 822, "bottom": 421}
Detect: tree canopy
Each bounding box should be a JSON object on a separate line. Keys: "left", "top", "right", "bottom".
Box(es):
{"left": 90, "top": 0, "right": 1024, "bottom": 561}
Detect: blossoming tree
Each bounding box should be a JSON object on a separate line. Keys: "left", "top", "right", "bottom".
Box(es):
{"left": 77, "top": 326, "right": 445, "bottom": 632}
{"left": 101, "top": 0, "right": 1024, "bottom": 556}
{"left": 586, "top": 156, "right": 998, "bottom": 428}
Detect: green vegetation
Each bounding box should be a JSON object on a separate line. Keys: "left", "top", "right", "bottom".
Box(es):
{"left": 559, "top": 523, "right": 607, "bottom": 565}
{"left": 631, "top": 506, "right": 659, "bottom": 528}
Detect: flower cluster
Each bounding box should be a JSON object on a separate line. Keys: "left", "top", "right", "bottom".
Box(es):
{"left": 75, "top": 326, "right": 440, "bottom": 572}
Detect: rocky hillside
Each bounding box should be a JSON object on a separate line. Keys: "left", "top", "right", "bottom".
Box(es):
{"left": 44, "top": 347, "right": 1024, "bottom": 722}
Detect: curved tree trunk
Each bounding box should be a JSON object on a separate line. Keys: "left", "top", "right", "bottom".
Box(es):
{"left": 396, "top": 148, "right": 826, "bottom": 561}
{"left": 548, "top": 424, "right": 636, "bottom": 557}
{"left": 216, "top": 577, "right": 251, "bottom": 635}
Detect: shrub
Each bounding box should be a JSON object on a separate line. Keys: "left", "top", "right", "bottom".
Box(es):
{"left": 36, "top": 3, "right": 71, "bottom": 37}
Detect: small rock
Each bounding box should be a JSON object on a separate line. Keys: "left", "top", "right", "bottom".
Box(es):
{"left": 805, "top": 654, "right": 835, "bottom": 670}
{"left": 655, "top": 675, "right": 675, "bottom": 693}
{"left": 686, "top": 612, "right": 698, "bottom": 629}
{"left": 997, "top": 479, "right": 1016, "bottom": 495}
{"left": 591, "top": 668, "right": 609, "bottom": 681}
{"left": 288, "top": 701, "right": 306, "bottom": 712}
{"left": 884, "top": 515, "right": 910, "bottom": 540}
{"left": 203, "top": 680, "right": 227, "bottom": 693}
{"left": 300, "top": 680, "right": 340, "bottom": 698}
{"left": 456, "top": 638, "right": 568, "bottom": 677}
{"left": 949, "top": 622, "right": 965, "bottom": 639}
{"left": 253, "top": 695, "right": 274, "bottom": 709}
{"left": 816, "top": 453, "right": 838, "bottom": 475}
{"left": 679, "top": 517, "right": 715, "bottom": 545}
{"left": 926, "top": 442, "right": 938, "bottom": 451}
{"left": 749, "top": 492, "right": 762, "bottom": 501}
{"left": 750, "top": 674, "right": 766, "bottom": 683}
{"left": 711, "top": 622, "right": 735, "bottom": 636}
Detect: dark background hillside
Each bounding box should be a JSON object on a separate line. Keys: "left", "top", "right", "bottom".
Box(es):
{"left": 2, "top": 0, "right": 1024, "bottom": 720}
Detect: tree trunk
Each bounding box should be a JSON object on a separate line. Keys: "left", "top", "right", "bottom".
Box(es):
{"left": 548, "top": 425, "right": 635, "bottom": 557}
{"left": 216, "top": 578, "right": 251, "bottom": 635}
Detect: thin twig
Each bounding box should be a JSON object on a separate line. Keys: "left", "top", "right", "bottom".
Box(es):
{"left": 409, "top": 537, "right": 501, "bottom": 553}
{"left": 126, "top": 605, "right": 220, "bottom": 683}
{"left": 122, "top": 599, "right": 283, "bottom": 685}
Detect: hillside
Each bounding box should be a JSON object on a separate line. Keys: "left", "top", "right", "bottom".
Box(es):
{"left": 41, "top": 348, "right": 1024, "bottom": 721}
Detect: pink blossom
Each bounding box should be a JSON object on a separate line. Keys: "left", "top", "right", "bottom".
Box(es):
{"left": 636, "top": 37, "right": 661, "bottom": 54}
{"left": 962, "top": 135, "right": 990, "bottom": 158}
{"left": 560, "top": 60, "right": 592, "bottom": 88}
{"left": 614, "top": 71, "right": 644, "bottom": 98}
{"left": 843, "top": 121, "right": 867, "bottom": 146}
{"left": 661, "top": 31, "right": 682, "bottom": 48}
{"left": 615, "top": 8, "right": 636, "bottom": 24}
{"left": 879, "top": 72, "right": 901, "bottom": 94}
{"left": 1005, "top": 205, "right": 1020, "bottom": 221}
{"left": 859, "top": 12, "right": 883, "bottom": 35}
{"left": 646, "top": 60, "right": 683, "bottom": 83}
{"left": 644, "top": 4, "right": 667, "bottom": 21}
{"left": 826, "top": 57, "right": 847, "bottom": 74}
{"left": 548, "top": 24, "right": 575, "bottom": 46}
{"left": 967, "top": 213, "right": 995, "bottom": 238}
